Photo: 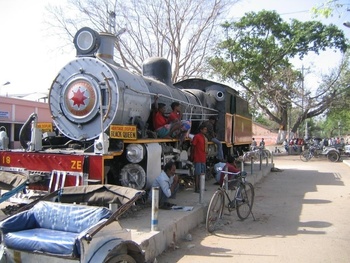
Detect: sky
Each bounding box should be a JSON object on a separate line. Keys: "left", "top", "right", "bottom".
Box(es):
{"left": 0, "top": 0, "right": 73, "bottom": 97}
{"left": 0, "top": 0, "right": 350, "bottom": 97}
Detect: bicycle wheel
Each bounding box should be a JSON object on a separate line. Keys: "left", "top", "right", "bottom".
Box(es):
{"left": 263, "top": 149, "right": 270, "bottom": 159}
{"left": 206, "top": 190, "right": 225, "bottom": 233}
{"left": 236, "top": 182, "right": 254, "bottom": 220}
{"left": 300, "top": 150, "right": 311, "bottom": 162}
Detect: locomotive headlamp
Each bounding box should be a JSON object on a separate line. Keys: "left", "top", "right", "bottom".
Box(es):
{"left": 207, "top": 90, "right": 225, "bottom": 102}
{"left": 126, "top": 144, "right": 144, "bottom": 163}
{"left": 216, "top": 91, "right": 225, "bottom": 101}
{"left": 74, "top": 27, "right": 101, "bottom": 56}
{"left": 94, "top": 133, "right": 109, "bottom": 154}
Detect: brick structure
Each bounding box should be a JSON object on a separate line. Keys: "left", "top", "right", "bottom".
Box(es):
{"left": 0, "top": 96, "right": 51, "bottom": 149}
{"left": 252, "top": 122, "right": 278, "bottom": 146}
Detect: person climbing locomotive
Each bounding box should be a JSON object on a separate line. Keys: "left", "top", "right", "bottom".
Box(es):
{"left": 203, "top": 116, "right": 224, "bottom": 162}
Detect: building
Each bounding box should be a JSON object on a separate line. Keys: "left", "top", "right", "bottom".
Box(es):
{"left": 0, "top": 96, "right": 51, "bottom": 149}
{"left": 252, "top": 122, "right": 279, "bottom": 146}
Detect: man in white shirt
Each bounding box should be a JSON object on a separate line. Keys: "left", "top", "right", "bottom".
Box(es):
{"left": 251, "top": 138, "right": 257, "bottom": 150}
{"left": 259, "top": 138, "right": 265, "bottom": 148}
{"left": 283, "top": 139, "right": 289, "bottom": 152}
{"left": 149, "top": 161, "right": 179, "bottom": 209}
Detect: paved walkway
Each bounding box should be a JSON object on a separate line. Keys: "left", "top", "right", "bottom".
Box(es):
{"left": 119, "top": 159, "right": 273, "bottom": 262}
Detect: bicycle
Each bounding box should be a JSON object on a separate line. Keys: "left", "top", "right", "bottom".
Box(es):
{"left": 243, "top": 147, "right": 270, "bottom": 162}
{"left": 300, "top": 145, "right": 319, "bottom": 162}
{"left": 206, "top": 170, "right": 255, "bottom": 233}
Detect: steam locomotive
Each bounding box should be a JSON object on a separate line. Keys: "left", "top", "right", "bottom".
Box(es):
{"left": 0, "top": 27, "right": 252, "bottom": 192}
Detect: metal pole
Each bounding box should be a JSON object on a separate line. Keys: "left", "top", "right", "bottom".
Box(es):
{"left": 151, "top": 187, "right": 159, "bottom": 231}
{"left": 199, "top": 173, "right": 205, "bottom": 204}
{"left": 224, "top": 166, "right": 228, "bottom": 192}
{"left": 259, "top": 151, "right": 262, "bottom": 171}
{"left": 305, "top": 120, "right": 308, "bottom": 139}
{"left": 271, "top": 151, "right": 274, "bottom": 164}
{"left": 251, "top": 157, "right": 253, "bottom": 175}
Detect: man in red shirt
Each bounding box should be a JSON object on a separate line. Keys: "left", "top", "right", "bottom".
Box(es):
{"left": 218, "top": 155, "right": 241, "bottom": 186}
{"left": 168, "top": 101, "right": 191, "bottom": 143}
{"left": 191, "top": 124, "right": 208, "bottom": 192}
{"left": 168, "top": 101, "right": 182, "bottom": 123}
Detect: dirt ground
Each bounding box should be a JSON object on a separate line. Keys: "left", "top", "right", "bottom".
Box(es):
{"left": 156, "top": 155, "right": 350, "bottom": 263}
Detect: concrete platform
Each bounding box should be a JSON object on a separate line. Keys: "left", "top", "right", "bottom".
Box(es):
{"left": 119, "top": 160, "right": 273, "bottom": 262}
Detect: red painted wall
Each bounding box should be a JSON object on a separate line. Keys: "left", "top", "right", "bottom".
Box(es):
{"left": 0, "top": 96, "right": 51, "bottom": 148}
{"left": 252, "top": 122, "right": 278, "bottom": 146}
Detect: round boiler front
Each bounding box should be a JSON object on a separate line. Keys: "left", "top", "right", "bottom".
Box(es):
{"left": 49, "top": 57, "right": 120, "bottom": 141}
{"left": 61, "top": 77, "right": 100, "bottom": 124}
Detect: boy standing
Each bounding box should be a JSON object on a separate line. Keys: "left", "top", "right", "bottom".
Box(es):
{"left": 191, "top": 124, "right": 208, "bottom": 192}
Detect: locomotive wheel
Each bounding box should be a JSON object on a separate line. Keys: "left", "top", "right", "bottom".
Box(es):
{"left": 327, "top": 150, "right": 340, "bottom": 162}
{"left": 120, "top": 164, "right": 146, "bottom": 190}
{"left": 103, "top": 254, "right": 136, "bottom": 263}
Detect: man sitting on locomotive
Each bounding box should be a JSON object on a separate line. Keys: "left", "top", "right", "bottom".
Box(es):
{"left": 153, "top": 97, "right": 182, "bottom": 138}
{"left": 168, "top": 101, "right": 183, "bottom": 123}
{"left": 168, "top": 101, "right": 191, "bottom": 140}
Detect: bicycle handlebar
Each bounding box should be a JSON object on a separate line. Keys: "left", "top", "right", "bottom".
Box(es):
{"left": 221, "top": 171, "right": 246, "bottom": 189}
{"left": 221, "top": 171, "right": 241, "bottom": 176}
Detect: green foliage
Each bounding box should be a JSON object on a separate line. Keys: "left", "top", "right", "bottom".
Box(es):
{"left": 212, "top": 10, "right": 347, "bottom": 81}
{"left": 253, "top": 113, "right": 270, "bottom": 127}
{"left": 311, "top": 6, "right": 333, "bottom": 19}
{"left": 317, "top": 51, "right": 350, "bottom": 137}
{"left": 321, "top": 108, "right": 350, "bottom": 137}
{"left": 210, "top": 10, "right": 347, "bottom": 133}
{"left": 311, "top": 0, "right": 348, "bottom": 18}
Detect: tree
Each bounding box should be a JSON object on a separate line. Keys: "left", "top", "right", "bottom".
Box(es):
{"left": 44, "top": 0, "right": 239, "bottom": 82}
{"left": 317, "top": 49, "right": 350, "bottom": 137}
{"left": 319, "top": 66, "right": 350, "bottom": 138}
{"left": 321, "top": 108, "right": 350, "bottom": 137}
{"left": 311, "top": 0, "right": 350, "bottom": 18}
{"left": 209, "top": 10, "right": 347, "bottom": 141}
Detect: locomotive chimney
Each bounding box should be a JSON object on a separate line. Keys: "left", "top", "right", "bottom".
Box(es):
{"left": 142, "top": 57, "right": 172, "bottom": 85}
{"left": 96, "top": 32, "right": 117, "bottom": 65}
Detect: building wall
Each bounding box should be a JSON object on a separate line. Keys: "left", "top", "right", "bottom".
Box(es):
{"left": 0, "top": 96, "right": 51, "bottom": 148}
{"left": 252, "top": 122, "right": 278, "bottom": 146}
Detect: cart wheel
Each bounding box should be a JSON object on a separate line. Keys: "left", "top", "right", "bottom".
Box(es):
{"left": 327, "top": 150, "right": 340, "bottom": 162}
{"left": 103, "top": 254, "right": 136, "bottom": 263}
